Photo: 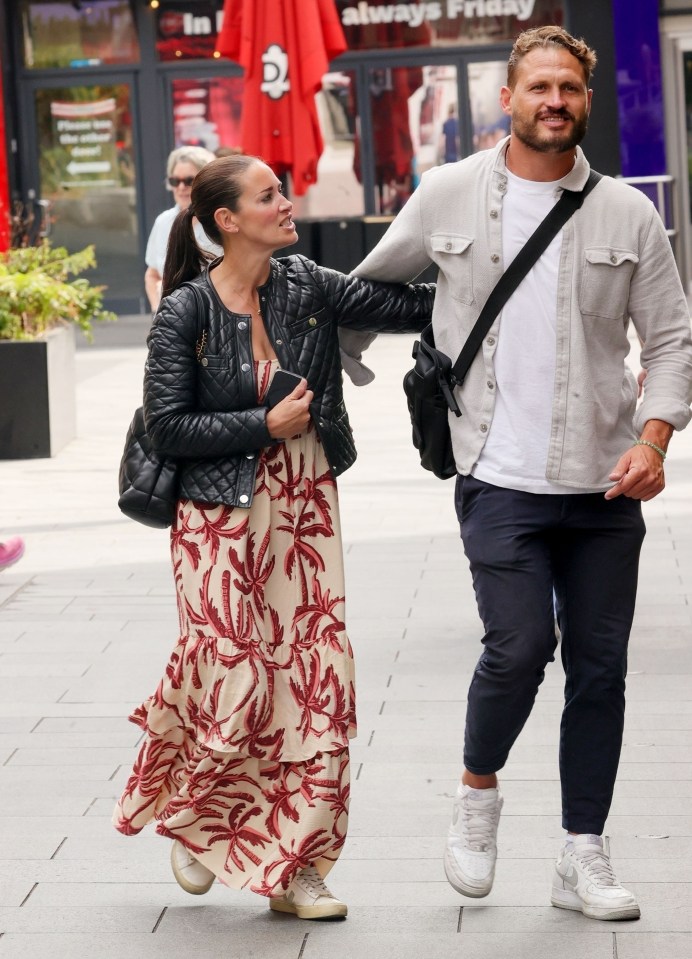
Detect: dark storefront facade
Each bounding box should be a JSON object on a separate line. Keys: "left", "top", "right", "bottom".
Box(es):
{"left": 0, "top": 1, "right": 670, "bottom": 312}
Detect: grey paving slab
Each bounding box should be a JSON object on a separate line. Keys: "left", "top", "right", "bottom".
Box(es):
{"left": 0, "top": 933, "right": 304, "bottom": 959}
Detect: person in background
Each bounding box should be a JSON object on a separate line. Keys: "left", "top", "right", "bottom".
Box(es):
{"left": 441, "top": 103, "right": 460, "bottom": 163}
{"left": 144, "top": 146, "right": 220, "bottom": 312}
{"left": 0, "top": 536, "right": 24, "bottom": 572}
{"left": 113, "top": 154, "right": 434, "bottom": 920}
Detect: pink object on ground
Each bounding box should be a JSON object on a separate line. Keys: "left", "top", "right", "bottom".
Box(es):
{"left": 0, "top": 537, "right": 25, "bottom": 571}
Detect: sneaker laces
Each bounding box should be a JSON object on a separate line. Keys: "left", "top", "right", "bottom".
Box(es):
{"left": 296, "top": 865, "right": 333, "bottom": 898}
{"left": 571, "top": 847, "right": 619, "bottom": 887}
{"left": 459, "top": 798, "right": 500, "bottom": 852}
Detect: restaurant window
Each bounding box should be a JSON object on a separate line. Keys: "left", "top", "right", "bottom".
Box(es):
{"left": 336, "top": 0, "right": 567, "bottom": 51}
{"left": 369, "top": 63, "right": 458, "bottom": 216}
{"left": 292, "top": 71, "right": 364, "bottom": 218}
{"left": 468, "top": 60, "right": 510, "bottom": 151}
{"left": 156, "top": 0, "right": 226, "bottom": 61}
{"left": 21, "top": 0, "right": 139, "bottom": 69}
{"left": 33, "top": 83, "right": 140, "bottom": 301}
{"left": 171, "top": 76, "right": 243, "bottom": 153}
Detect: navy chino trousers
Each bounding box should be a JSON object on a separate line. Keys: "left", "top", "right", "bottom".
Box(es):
{"left": 455, "top": 474, "right": 646, "bottom": 834}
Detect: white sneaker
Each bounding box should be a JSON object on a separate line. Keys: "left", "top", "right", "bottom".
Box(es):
{"left": 170, "top": 840, "right": 215, "bottom": 895}
{"left": 269, "top": 865, "right": 347, "bottom": 920}
{"left": 444, "top": 783, "right": 503, "bottom": 898}
{"left": 551, "top": 834, "right": 641, "bottom": 921}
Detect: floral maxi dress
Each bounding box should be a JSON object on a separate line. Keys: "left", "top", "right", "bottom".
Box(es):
{"left": 113, "top": 361, "right": 356, "bottom": 896}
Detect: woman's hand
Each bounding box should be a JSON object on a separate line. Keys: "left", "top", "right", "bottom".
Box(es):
{"left": 266, "top": 379, "right": 313, "bottom": 439}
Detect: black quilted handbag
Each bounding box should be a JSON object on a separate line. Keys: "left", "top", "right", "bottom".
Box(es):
{"left": 403, "top": 172, "right": 602, "bottom": 481}
{"left": 118, "top": 407, "right": 178, "bottom": 528}
{"left": 118, "top": 282, "right": 206, "bottom": 528}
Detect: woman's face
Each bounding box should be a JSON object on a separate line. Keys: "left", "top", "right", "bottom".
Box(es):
{"left": 169, "top": 161, "right": 199, "bottom": 211}
{"left": 229, "top": 162, "right": 297, "bottom": 251}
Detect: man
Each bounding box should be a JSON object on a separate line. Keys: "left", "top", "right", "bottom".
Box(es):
{"left": 354, "top": 26, "right": 692, "bottom": 921}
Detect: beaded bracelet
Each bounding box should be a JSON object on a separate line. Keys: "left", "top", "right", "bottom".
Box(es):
{"left": 635, "top": 439, "right": 666, "bottom": 460}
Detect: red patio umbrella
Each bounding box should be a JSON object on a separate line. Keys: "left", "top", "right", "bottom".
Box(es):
{"left": 216, "top": 0, "right": 347, "bottom": 195}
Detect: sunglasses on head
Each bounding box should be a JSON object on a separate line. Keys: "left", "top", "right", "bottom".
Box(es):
{"left": 168, "top": 176, "right": 195, "bottom": 188}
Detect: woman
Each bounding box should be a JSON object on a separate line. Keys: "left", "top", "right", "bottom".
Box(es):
{"left": 113, "top": 155, "right": 433, "bottom": 919}
{"left": 144, "top": 146, "right": 219, "bottom": 312}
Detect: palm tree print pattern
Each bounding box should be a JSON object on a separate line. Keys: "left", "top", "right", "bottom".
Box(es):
{"left": 113, "top": 361, "right": 355, "bottom": 895}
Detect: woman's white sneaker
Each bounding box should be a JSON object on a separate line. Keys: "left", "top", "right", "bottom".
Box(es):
{"left": 270, "top": 865, "right": 347, "bottom": 920}
{"left": 444, "top": 784, "right": 503, "bottom": 898}
{"left": 551, "top": 834, "right": 640, "bottom": 921}
{"left": 170, "top": 840, "right": 215, "bottom": 895}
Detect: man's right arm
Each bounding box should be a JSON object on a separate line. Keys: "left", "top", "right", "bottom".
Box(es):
{"left": 351, "top": 182, "right": 431, "bottom": 282}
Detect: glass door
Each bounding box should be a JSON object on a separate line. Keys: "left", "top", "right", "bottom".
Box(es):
{"left": 25, "top": 76, "right": 140, "bottom": 310}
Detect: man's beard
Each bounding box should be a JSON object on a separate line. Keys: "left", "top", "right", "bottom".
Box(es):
{"left": 512, "top": 109, "right": 589, "bottom": 154}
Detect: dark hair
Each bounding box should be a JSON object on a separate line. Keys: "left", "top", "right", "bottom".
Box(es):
{"left": 161, "top": 154, "right": 260, "bottom": 297}
{"left": 507, "top": 26, "right": 597, "bottom": 89}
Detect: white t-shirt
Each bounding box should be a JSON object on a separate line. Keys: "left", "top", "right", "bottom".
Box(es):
{"left": 144, "top": 206, "right": 221, "bottom": 276}
{"left": 473, "top": 168, "right": 594, "bottom": 494}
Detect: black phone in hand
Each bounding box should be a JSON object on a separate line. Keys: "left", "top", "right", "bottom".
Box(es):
{"left": 266, "top": 369, "right": 303, "bottom": 409}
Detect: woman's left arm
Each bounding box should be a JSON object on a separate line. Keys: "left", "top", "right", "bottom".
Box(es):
{"left": 322, "top": 268, "right": 435, "bottom": 334}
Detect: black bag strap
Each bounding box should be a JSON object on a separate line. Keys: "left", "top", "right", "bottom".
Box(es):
{"left": 451, "top": 169, "right": 602, "bottom": 385}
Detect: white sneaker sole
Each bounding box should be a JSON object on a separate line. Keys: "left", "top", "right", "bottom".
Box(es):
{"left": 551, "top": 886, "right": 641, "bottom": 921}
{"left": 170, "top": 843, "right": 215, "bottom": 895}
{"left": 444, "top": 848, "right": 494, "bottom": 898}
{"left": 269, "top": 897, "right": 347, "bottom": 920}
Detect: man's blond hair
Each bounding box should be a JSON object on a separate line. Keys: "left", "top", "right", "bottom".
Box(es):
{"left": 507, "top": 26, "right": 597, "bottom": 89}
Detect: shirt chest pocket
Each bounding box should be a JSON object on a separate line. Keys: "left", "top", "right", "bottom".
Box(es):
{"left": 430, "top": 233, "right": 474, "bottom": 305}
{"left": 580, "top": 248, "right": 639, "bottom": 319}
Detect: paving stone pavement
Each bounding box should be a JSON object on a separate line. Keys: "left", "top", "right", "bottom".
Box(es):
{"left": 0, "top": 319, "right": 691, "bottom": 959}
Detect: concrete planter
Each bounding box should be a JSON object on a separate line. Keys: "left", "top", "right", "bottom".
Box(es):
{"left": 0, "top": 325, "right": 76, "bottom": 459}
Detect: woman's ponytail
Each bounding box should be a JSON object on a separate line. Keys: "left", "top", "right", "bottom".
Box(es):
{"left": 161, "top": 207, "right": 212, "bottom": 298}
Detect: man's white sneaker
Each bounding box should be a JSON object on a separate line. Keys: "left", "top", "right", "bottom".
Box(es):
{"left": 170, "top": 840, "right": 215, "bottom": 895}
{"left": 270, "top": 865, "right": 347, "bottom": 920}
{"left": 551, "top": 834, "right": 640, "bottom": 921}
{"left": 444, "top": 784, "right": 503, "bottom": 898}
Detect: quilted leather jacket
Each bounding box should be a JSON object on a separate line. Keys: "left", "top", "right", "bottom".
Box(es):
{"left": 144, "top": 255, "right": 434, "bottom": 508}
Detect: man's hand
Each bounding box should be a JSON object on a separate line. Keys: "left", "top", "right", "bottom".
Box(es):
{"left": 605, "top": 444, "right": 665, "bottom": 501}
{"left": 605, "top": 419, "right": 672, "bottom": 501}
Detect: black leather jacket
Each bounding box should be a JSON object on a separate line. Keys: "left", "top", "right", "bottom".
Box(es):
{"left": 144, "top": 255, "right": 434, "bottom": 508}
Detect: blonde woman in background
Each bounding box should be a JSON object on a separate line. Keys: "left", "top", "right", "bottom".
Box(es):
{"left": 144, "top": 146, "right": 220, "bottom": 311}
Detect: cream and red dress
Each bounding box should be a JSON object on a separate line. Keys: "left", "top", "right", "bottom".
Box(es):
{"left": 113, "top": 360, "right": 356, "bottom": 896}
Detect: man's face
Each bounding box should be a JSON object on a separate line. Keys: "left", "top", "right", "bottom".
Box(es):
{"left": 500, "top": 46, "right": 592, "bottom": 154}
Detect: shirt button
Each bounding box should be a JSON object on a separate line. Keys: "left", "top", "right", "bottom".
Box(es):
{"left": 239, "top": 494, "right": 249, "bottom": 504}
{"left": 241, "top": 363, "right": 251, "bottom": 373}
{"left": 498, "top": 182, "right": 507, "bottom": 193}
{"left": 487, "top": 380, "right": 495, "bottom": 389}
{"left": 237, "top": 321, "right": 247, "bottom": 331}
{"left": 610, "top": 253, "right": 618, "bottom": 264}
{"left": 491, "top": 253, "right": 500, "bottom": 263}
{"left": 276, "top": 338, "right": 283, "bottom": 346}
{"left": 445, "top": 241, "right": 452, "bottom": 251}
{"left": 487, "top": 336, "right": 495, "bottom": 346}
{"left": 489, "top": 209, "right": 498, "bottom": 218}
{"left": 308, "top": 317, "right": 317, "bottom": 327}
{"left": 480, "top": 423, "right": 488, "bottom": 433}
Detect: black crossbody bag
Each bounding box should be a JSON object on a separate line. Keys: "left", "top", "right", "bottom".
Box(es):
{"left": 403, "top": 170, "right": 602, "bottom": 480}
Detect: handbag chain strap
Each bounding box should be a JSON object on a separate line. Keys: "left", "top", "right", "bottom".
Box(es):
{"left": 180, "top": 281, "right": 208, "bottom": 362}
{"left": 450, "top": 169, "right": 602, "bottom": 387}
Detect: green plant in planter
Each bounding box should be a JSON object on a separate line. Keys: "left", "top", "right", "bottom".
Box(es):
{"left": 0, "top": 241, "right": 116, "bottom": 341}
